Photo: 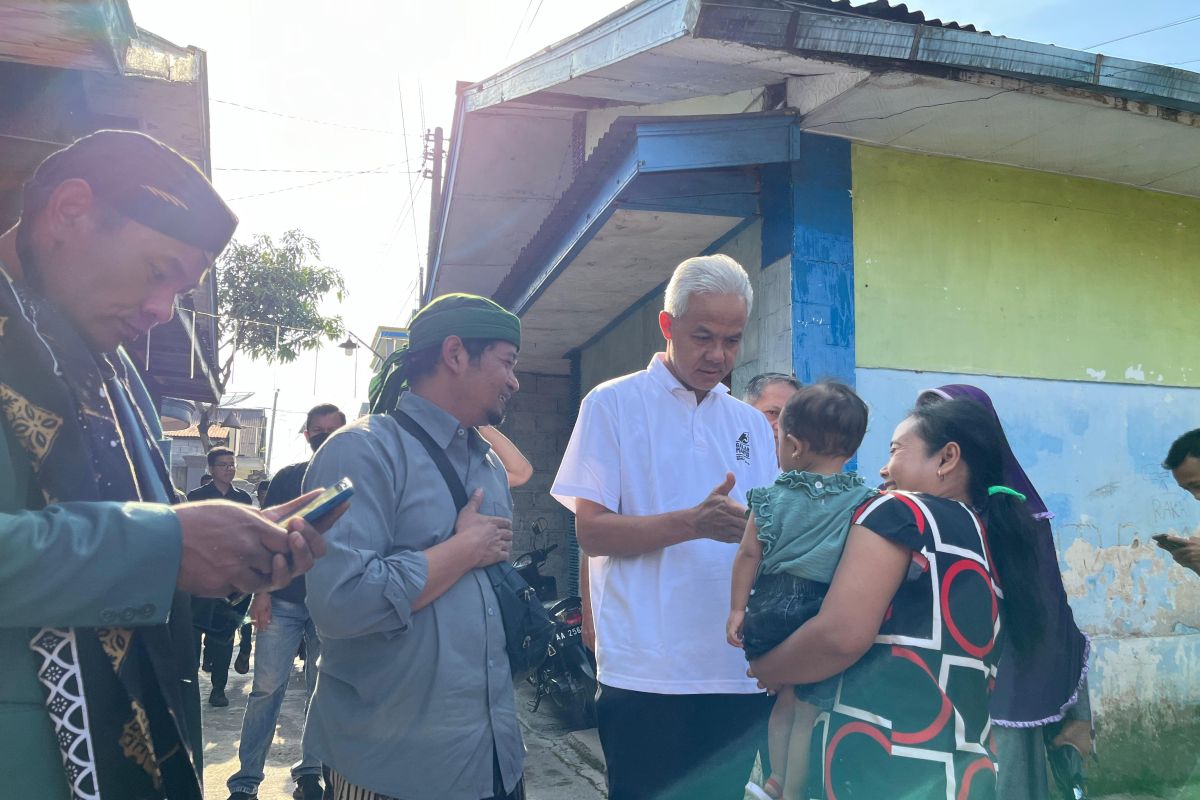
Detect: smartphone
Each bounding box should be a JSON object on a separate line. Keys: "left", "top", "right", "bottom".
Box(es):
{"left": 1153, "top": 533, "right": 1187, "bottom": 552}
{"left": 297, "top": 478, "right": 354, "bottom": 524}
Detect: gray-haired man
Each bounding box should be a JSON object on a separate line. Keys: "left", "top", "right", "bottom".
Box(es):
{"left": 554, "top": 254, "right": 776, "bottom": 800}
{"left": 742, "top": 373, "right": 801, "bottom": 438}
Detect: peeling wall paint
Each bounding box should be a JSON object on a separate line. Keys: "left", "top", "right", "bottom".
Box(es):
{"left": 857, "top": 367, "right": 1200, "bottom": 770}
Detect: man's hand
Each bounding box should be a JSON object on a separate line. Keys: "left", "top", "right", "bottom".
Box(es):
{"left": 250, "top": 593, "right": 272, "bottom": 631}
{"left": 1159, "top": 534, "right": 1200, "bottom": 574}
{"left": 726, "top": 609, "right": 745, "bottom": 649}
{"left": 1051, "top": 718, "right": 1093, "bottom": 760}
{"left": 454, "top": 489, "right": 514, "bottom": 568}
{"left": 689, "top": 473, "right": 747, "bottom": 544}
{"left": 175, "top": 489, "right": 343, "bottom": 597}
{"left": 261, "top": 488, "right": 344, "bottom": 575}
{"left": 582, "top": 613, "right": 596, "bottom": 652}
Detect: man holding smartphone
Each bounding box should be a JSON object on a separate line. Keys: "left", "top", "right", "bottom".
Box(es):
{"left": 0, "top": 130, "right": 335, "bottom": 800}
{"left": 1158, "top": 429, "right": 1200, "bottom": 573}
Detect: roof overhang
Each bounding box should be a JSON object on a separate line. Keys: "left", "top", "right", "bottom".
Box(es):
{"left": 464, "top": 0, "right": 1200, "bottom": 115}
{"left": 428, "top": 0, "right": 1200, "bottom": 371}
{"left": 492, "top": 113, "right": 795, "bottom": 374}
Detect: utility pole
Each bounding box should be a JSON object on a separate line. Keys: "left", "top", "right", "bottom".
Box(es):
{"left": 425, "top": 126, "right": 444, "bottom": 289}
{"left": 265, "top": 387, "right": 280, "bottom": 474}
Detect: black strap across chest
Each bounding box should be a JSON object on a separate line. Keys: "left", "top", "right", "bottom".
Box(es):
{"left": 389, "top": 409, "right": 469, "bottom": 512}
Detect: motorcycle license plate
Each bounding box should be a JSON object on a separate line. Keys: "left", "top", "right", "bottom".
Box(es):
{"left": 557, "top": 624, "right": 582, "bottom": 642}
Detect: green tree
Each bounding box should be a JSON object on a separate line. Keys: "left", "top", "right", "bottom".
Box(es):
{"left": 198, "top": 230, "right": 346, "bottom": 450}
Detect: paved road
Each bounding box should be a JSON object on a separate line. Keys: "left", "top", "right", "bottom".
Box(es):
{"left": 198, "top": 656, "right": 605, "bottom": 800}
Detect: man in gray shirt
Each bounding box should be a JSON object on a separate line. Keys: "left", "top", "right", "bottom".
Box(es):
{"left": 303, "top": 293, "right": 525, "bottom": 800}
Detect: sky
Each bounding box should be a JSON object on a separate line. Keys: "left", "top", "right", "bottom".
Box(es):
{"left": 127, "top": 0, "right": 1199, "bottom": 471}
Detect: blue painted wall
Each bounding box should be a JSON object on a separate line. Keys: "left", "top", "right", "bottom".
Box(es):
{"left": 857, "top": 368, "right": 1200, "bottom": 740}
{"left": 790, "top": 134, "right": 855, "bottom": 386}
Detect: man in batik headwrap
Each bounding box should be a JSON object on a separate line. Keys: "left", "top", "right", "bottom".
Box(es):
{"left": 0, "top": 130, "right": 338, "bottom": 800}
{"left": 303, "top": 294, "right": 526, "bottom": 800}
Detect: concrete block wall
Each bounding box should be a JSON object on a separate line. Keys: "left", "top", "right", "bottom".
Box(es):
{"left": 730, "top": 253, "right": 792, "bottom": 397}
{"left": 499, "top": 371, "right": 576, "bottom": 595}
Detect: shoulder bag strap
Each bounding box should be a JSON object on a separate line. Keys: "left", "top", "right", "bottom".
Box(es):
{"left": 389, "top": 409, "right": 469, "bottom": 512}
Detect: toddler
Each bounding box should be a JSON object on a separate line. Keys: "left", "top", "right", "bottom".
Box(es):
{"left": 727, "top": 381, "right": 875, "bottom": 800}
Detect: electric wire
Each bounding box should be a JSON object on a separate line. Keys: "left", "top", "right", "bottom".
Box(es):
{"left": 1085, "top": 13, "right": 1200, "bottom": 50}
{"left": 226, "top": 164, "right": 395, "bottom": 201}
{"left": 212, "top": 98, "right": 411, "bottom": 135}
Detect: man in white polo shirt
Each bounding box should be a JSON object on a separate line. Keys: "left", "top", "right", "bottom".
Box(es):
{"left": 553, "top": 254, "right": 777, "bottom": 800}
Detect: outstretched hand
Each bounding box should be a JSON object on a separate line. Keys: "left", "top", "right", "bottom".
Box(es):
{"left": 691, "top": 472, "right": 746, "bottom": 544}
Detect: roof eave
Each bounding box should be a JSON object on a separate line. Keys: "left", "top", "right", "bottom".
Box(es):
{"left": 462, "top": 0, "right": 1200, "bottom": 115}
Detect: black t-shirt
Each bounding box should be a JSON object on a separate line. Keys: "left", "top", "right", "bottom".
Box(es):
{"left": 262, "top": 460, "right": 311, "bottom": 604}
{"left": 186, "top": 482, "right": 254, "bottom": 504}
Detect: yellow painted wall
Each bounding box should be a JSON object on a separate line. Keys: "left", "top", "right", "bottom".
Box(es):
{"left": 853, "top": 145, "right": 1200, "bottom": 387}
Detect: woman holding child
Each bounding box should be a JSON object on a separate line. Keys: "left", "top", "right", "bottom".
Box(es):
{"left": 745, "top": 387, "right": 1047, "bottom": 799}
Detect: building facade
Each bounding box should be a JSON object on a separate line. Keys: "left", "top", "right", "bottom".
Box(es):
{"left": 426, "top": 0, "right": 1200, "bottom": 788}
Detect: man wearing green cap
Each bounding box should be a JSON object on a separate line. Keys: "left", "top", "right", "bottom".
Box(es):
{"left": 0, "top": 130, "right": 337, "bottom": 800}
{"left": 303, "top": 293, "right": 526, "bottom": 800}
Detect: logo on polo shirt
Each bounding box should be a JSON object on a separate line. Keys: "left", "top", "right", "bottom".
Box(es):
{"left": 735, "top": 432, "right": 750, "bottom": 463}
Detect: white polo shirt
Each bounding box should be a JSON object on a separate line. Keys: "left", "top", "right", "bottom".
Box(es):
{"left": 552, "top": 353, "right": 778, "bottom": 694}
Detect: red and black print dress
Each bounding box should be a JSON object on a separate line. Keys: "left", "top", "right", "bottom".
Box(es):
{"left": 817, "top": 491, "right": 1002, "bottom": 800}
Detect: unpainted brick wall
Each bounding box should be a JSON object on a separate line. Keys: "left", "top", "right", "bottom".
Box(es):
{"left": 498, "top": 371, "right": 576, "bottom": 595}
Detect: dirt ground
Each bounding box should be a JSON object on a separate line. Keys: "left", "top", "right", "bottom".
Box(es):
{"left": 198, "top": 662, "right": 306, "bottom": 800}
{"left": 199, "top": 657, "right": 1168, "bottom": 800}
{"left": 197, "top": 654, "right": 605, "bottom": 800}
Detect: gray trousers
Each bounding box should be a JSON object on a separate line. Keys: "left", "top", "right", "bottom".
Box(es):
{"left": 994, "top": 677, "right": 1092, "bottom": 800}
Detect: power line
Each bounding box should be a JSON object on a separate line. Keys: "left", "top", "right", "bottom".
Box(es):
{"left": 1085, "top": 13, "right": 1200, "bottom": 50}
{"left": 212, "top": 98, "right": 414, "bottom": 135}
{"left": 417, "top": 75, "right": 428, "bottom": 141}
{"left": 397, "top": 82, "right": 424, "bottom": 271}
{"left": 506, "top": 0, "right": 537, "bottom": 59}
{"left": 526, "top": 0, "right": 546, "bottom": 39}
{"left": 227, "top": 164, "right": 395, "bottom": 201}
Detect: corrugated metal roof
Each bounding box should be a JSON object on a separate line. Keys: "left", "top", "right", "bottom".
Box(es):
{"left": 774, "top": 0, "right": 985, "bottom": 34}
{"left": 164, "top": 424, "right": 230, "bottom": 440}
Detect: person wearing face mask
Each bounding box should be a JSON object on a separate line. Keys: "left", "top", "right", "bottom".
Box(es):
{"left": 226, "top": 403, "right": 347, "bottom": 800}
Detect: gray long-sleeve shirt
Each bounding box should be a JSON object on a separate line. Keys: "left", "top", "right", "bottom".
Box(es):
{"left": 302, "top": 392, "right": 523, "bottom": 799}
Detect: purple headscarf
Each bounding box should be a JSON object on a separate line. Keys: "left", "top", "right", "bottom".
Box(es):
{"left": 917, "top": 384, "right": 1053, "bottom": 521}
{"left": 918, "top": 383, "right": 1089, "bottom": 728}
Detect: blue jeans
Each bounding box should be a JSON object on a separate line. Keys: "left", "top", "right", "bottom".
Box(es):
{"left": 227, "top": 597, "right": 322, "bottom": 794}
{"left": 742, "top": 572, "right": 839, "bottom": 710}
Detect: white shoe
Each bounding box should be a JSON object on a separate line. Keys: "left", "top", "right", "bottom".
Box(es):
{"left": 745, "top": 782, "right": 773, "bottom": 800}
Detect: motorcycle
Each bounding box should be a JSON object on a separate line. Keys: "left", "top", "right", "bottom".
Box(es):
{"left": 512, "top": 536, "right": 597, "bottom": 728}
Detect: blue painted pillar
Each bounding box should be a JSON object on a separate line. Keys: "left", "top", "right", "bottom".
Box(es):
{"left": 790, "top": 134, "right": 855, "bottom": 386}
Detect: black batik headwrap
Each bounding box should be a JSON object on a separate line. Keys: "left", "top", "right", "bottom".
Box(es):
{"left": 368, "top": 293, "right": 521, "bottom": 413}
{"left": 0, "top": 267, "right": 202, "bottom": 800}
{"left": 26, "top": 130, "right": 238, "bottom": 255}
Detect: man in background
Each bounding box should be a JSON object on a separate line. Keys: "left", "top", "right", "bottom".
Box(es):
{"left": 190, "top": 447, "right": 255, "bottom": 706}
{"left": 741, "top": 373, "right": 800, "bottom": 438}
{"left": 226, "top": 403, "right": 347, "bottom": 800}
{"left": 1160, "top": 429, "right": 1200, "bottom": 574}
